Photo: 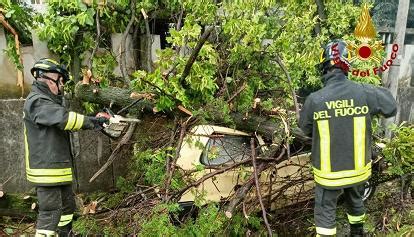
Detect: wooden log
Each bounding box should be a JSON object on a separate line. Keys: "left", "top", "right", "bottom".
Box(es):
{"left": 74, "top": 83, "right": 154, "bottom": 114}
{"left": 74, "top": 83, "right": 290, "bottom": 142}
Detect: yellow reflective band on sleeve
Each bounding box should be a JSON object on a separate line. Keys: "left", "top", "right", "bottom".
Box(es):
{"left": 354, "top": 116, "right": 366, "bottom": 170}
{"left": 73, "top": 114, "right": 84, "bottom": 130}
{"left": 26, "top": 167, "right": 72, "bottom": 176}
{"left": 58, "top": 214, "right": 73, "bottom": 226}
{"left": 313, "top": 162, "right": 371, "bottom": 179}
{"left": 65, "top": 112, "right": 76, "bottom": 130}
{"left": 24, "top": 125, "right": 30, "bottom": 171}
{"left": 27, "top": 174, "right": 72, "bottom": 184}
{"left": 347, "top": 213, "right": 366, "bottom": 224}
{"left": 316, "top": 227, "right": 337, "bottom": 235}
{"left": 314, "top": 170, "right": 371, "bottom": 187}
{"left": 317, "top": 120, "right": 331, "bottom": 172}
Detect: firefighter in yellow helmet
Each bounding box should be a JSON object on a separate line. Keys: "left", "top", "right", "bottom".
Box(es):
{"left": 24, "top": 58, "right": 109, "bottom": 236}
{"left": 299, "top": 40, "right": 397, "bottom": 237}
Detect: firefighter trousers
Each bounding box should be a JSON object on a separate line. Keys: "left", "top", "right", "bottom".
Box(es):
{"left": 314, "top": 184, "right": 366, "bottom": 236}
{"left": 36, "top": 184, "right": 76, "bottom": 236}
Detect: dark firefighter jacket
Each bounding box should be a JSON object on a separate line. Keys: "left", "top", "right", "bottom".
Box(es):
{"left": 23, "top": 81, "right": 96, "bottom": 186}
{"left": 299, "top": 69, "right": 397, "bottom": 189}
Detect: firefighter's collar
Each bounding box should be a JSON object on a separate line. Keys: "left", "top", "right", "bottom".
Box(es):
{"left": 322, "top": 69, "right": 347, "bottom": 86}
{"left": 32, "top": 80, "right": 63, "bottom": 104}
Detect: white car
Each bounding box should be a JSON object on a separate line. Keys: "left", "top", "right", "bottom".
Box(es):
{"left": 177, "top": 125, "right": 315, "bottom": 210}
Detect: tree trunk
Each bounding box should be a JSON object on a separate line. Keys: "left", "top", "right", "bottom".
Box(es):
{"left": 74, "top": 83, "right": 288, "bottom": 142}
{"left": 74, "top": 83, "right": 153, "bottom": 114}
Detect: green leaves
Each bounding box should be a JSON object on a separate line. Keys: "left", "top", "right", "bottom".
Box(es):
{"left": 383, "top": 123, "right": 414, "bottom": 176}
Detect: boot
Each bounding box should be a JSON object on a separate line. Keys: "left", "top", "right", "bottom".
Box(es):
{"left": 350, "top": 223, "right": 364, "bottom": 237}
{"left": 57, "top": 222, "right": 73, "bottom": 237}
{"left": 35, "top": 229, "right": 57, "bottom": 237}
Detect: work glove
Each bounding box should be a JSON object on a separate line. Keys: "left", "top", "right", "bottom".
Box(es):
{"left": 89, "top": 112, "right": 110, "bottom": 130}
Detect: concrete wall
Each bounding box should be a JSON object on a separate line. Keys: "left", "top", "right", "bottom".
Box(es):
{"left": 395, "top": 45, "right": 414, "bottom": 123}
{"left": 0, "top": 27, "right": 54, "bottom": 99}
{"left": 0, "top": 99, "right": 118, "bottom": 194}
{"left": 0, "top": 99, "right": 32, "bottom": 193}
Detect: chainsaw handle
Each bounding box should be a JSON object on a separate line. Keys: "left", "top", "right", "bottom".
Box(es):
{"left": 104, "top": 108, "right": 116, "bottom": 117}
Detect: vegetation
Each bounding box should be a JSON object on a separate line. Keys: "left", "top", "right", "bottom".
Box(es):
{"left": 0, "top": 0, "right": 413, "bottom": 236}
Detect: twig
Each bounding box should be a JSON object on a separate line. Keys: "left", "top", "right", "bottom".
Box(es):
{"left": 279, "top": 114, "right": 290, "bottom": 159}
{"left": 226, "top": 82, "right": 247, "bottom": 103}
{"left": 274, "top": 54, "right": 300, "bottom": 122}
{"left": 251, "top": 138, "right": 272, "bottom": 236}
{"left": 120, "top": 0, "right": 136, "bottom": 85}
{"left": 88, "top": 8, "right": 101, "bottom": 70}
{"left": 89, "top": 123, "right": 137, "bottom": 182}
{"left": 164, "top": 117, "right": 191, "bottom": 200}
{"left": 0, "top": 175, "right": 15, "bottom": 197}
{"left": 117, "top": 98, "right": 144, "bottom": 115}
{"left": 141, "top": 78, "right": 177, "bottom": 102}
{"left": 162, "top": 62, "right": 179, "bottom": 80}
{"left": 224, "top": 149, "right": 285, "bottom": 218}
{"left": 179, "top": 26, "right": 214, "bottom": 85}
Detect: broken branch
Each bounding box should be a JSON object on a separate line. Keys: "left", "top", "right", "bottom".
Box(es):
{"left": 89, "top": 123, "right": 137, "bottom": 182}
{"left": 251, "top": 138, "right": 272, "bottom": 236}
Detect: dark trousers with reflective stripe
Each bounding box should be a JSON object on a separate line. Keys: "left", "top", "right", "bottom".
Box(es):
{"left": 36, "top": 184, "right": 75, "bottom": 234}
{"left": 315, "top": 183, "right": 365, "bottom": 234}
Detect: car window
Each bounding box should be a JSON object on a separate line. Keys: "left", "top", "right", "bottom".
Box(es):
{"left": 200, "top": 135, "right": 252, "bottom": 165}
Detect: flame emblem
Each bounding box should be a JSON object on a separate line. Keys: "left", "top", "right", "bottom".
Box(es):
{"left": 354, "top": 3, "right": 376, "bottom": 41}
{"left": 347, "top": 3, "right": 383, "bottom": 63}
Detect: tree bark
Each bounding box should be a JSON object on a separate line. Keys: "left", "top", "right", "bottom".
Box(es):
{"left": 314, "top": 0, "right": 326, "bottom": 36}
{"left": 74, "top": 83, "right": 287, "bottom": 142}
{"left": 74, "top": 83, "right": 153, "bottom": 114}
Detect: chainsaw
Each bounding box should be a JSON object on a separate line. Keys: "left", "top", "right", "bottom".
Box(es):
{"left": 98, "top": 108, "right": 141, "bottom": 139}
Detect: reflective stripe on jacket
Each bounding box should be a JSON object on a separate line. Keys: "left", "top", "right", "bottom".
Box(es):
{"left": 23, "top": 81, "right": 95, "bottom": 186}
{"left": 299, "top": 70, "right": 397, "bottom": 189}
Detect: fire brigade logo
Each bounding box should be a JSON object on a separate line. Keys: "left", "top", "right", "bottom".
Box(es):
{"left": 333, "top": 4, "right": 399, "bottom": 77}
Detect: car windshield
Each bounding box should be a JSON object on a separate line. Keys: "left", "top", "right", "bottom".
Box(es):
{"left": 200, "top": 135, "right": 252, "bottom": 165}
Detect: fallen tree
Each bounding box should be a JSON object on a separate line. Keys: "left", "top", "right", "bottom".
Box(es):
{"left": 28, "top": 0, "right": 375, "bottom": 235}
{"left": 75, "top": 83, "right": 288, "bottom": 143}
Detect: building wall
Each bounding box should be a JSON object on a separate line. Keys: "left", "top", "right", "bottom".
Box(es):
{"left": 0, "top": 99, "right": 117, "bottom": 194}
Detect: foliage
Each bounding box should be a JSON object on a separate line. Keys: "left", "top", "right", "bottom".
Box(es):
{"left": 383, "top": 123, "right": 414, "bottom": 176}
{"left": 90, "top": 51, "right": 117, "bottom": 87}
{"left": 137, "top": 203, "right": 264, "bottom": 237}
{"left": 3, "top": 34, "right": 23, "bottom": 70}
{"left": 36, "top": 0, "right": 96, "bottom": 64}
{"left": 0, "top": 0, "right": 34, "bottom": 44}
{"left": 0, "top": 0, "right": 34, "bottom": 70}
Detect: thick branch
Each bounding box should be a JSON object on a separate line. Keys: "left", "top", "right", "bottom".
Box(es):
{"left": 141, "top": 8, "right": 152, "bottom": 72}
{"left": 274, "top": 54, "right": 300, "bottom": 122}
{"left": 180, "top": 26, "right": 214, "bottom": 84}
{"left": 88, "top": 9, "right": 101, "bottom": 70}
{"left": 120, "top": 0, "right": 136, "bottom": 84}
{"left": 314, "top": 0, "right": 327, "bottom": 35}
